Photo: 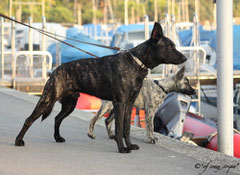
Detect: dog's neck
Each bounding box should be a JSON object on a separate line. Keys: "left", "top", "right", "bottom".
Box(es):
{"left": 129, "top": 52, "right": 148, "bottom": 70}
{"left": 129, "top": 40, "right": 156, "bottom": 69}
{"left": 158, "top": 78, "right": 177, "bottom": 94}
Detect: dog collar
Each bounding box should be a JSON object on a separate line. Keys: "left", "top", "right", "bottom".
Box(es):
{"left": 154, "top": 81, "right": 168, "bottom": 94}
{"left": 129, "top": 52, "right": 148, "bottom": 70}
{"left": 158, "top": 84, "right": 168, "bottom": 94}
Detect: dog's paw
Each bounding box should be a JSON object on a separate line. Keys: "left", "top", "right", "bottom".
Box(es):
{"left": 149, "top": 139, "right": 156, "bottom": 144}
{"left": 87, "top": 133, "right": 96, "bottom": 139}
{"left": 130, "top": 144, "right": 139, "bottom": 150}
{"left": 150, "top": 137, "right": 158, "bottom": 144}
{"left": 55, "top": 136, "right": 66, "bottom": 143}
{"left": 118, "top": 147, "right": 131, "bottom": 153}
{"left": 144, "top": 137, "right": 158, "bottom": 144}
{"left": 15, "top": 139, "right": 25, "bottom": 146}
{"left": 108, "top": 134, "right": 115, "bottom": 140}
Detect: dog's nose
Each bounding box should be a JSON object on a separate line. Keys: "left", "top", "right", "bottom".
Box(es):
{"left": 182, "top": 55, "right": 187, "bottom": 62}
{"left": 192, "top": 89, "right": 196, "bottom": 95}
{"left": 187, "top": 89, "right": 196, "bottom": 95}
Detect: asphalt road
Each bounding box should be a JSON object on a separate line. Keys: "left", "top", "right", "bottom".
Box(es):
{"left": 0, "top": 87, "right": 240, "bottom": 175}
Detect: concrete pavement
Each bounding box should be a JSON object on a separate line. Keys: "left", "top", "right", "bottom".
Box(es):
{"left": 0, "top": 87, "right": 240, "bottom": 175}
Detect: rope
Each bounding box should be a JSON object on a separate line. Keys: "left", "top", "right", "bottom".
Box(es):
{"left": 0, "top": 13, "right": 121, "bottom": 57}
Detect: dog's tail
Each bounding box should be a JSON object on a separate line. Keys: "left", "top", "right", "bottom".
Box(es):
{"left": 41, "top": 105, "right": 54, "bottom": 121}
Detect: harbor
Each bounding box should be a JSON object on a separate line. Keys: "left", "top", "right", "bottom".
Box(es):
{"left": 0, "top": 0, "right": 240, "bottom": 174}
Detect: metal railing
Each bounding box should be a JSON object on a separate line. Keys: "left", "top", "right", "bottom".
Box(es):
{"left": 12, "top": 51, "right": 52, "bottom": 79}
{"left": 1, "top": 16, "right": 53, "bottom": 88}
{"left": 1, "top": 17, "right": 4, "bottom": 78}
{"left": 178, "top": 46, "right": 206, "bottom": 115}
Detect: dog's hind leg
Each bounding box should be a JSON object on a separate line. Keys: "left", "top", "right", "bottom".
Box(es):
{"left": 15, "top": 95, "right": 56, "bottom": 146}
{"left": 88, "top": 100, "right": 113, "bottom": 139}
{"left": 54, "top": 93, "right": 79, "bottom": 142}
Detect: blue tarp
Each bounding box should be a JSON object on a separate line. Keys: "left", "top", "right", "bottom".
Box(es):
{"left": 178, "top": 25, "right": 240, "bottom": 70}
{"left": 48, "top": 27, "right": 115, "bottom": 64}
{"left": 115, "top": 24, "right": 154, "bottom": 33}
{"left": 178, "top": 26, "right": 214, "bottom": 46}
{"left": 209, "top": 25, "right": 240, "bottom": 70}
{"left": 178, "top": 29, "right": 192, "bottom": 46}
{"left": 111, "top": 24, "right": 154, "bottom": 47}
{"left": 82, "top": 24, "right": 114, "bottom": 37}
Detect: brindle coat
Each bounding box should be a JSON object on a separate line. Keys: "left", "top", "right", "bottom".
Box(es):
{"left": 15, "top": 22, "right": 187, "bottom": 153}
{"left": 87, "top": 67, "right": 195, "bottom": 143}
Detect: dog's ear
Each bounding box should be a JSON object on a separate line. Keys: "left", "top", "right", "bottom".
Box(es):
{"left": 175, "top": 66, "right": 185, "bottom": 80}
{"left": 150, "top": 22, "right": 163, "bottom": 43}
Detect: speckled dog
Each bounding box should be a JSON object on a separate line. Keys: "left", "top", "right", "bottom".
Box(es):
{"left": 15, "top": 22, "right": 187, "bottom": 153}
{"left": 88, "top": 67, "right": 195, "bottom": 143}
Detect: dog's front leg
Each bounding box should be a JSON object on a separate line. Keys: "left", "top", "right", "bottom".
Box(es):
{"left": 113, "top": 102, "right": 128, "bottom": 153}
{"left": 88, "top": 100, "right": 113, "bottom": 139}
{"left": 145, "top": 107, "right": 158, "bottom": 144}
{"left": 123, "top": 103, "right": 139, "bottom": 152}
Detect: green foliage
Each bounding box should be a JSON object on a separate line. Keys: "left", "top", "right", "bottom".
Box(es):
{"left": 1, "top": 0, "right": 240, "bottom": 24}
{"left": 146, "top": 0, "right": 167, "bottom": 21}
{"left": 188, "top": 0, "right": 214, "bottom": 22}
{"left": 47, "top": 6, "right": 74, "bottom": 23}
{"left": 234, "top": 0, "right": 240, "bottom": 17}
{"left": 0, "top": 0, "right": 9, "bottom": 15}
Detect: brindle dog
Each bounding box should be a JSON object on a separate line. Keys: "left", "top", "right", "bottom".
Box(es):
{"left": 15, "top": 22, "right": 187, "bottom": 153}
{"left": 87, "top": 67, "right": 195, "bottom": 143}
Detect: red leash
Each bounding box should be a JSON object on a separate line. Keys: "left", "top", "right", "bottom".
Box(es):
{"left": 0, "top": 13, "right": 121, "bottom": 57}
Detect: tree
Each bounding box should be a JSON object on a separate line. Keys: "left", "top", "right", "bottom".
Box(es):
{"left": 1, "top": 0, "right": 240, "bottom": 24}
{"left": 234, "top": 0, "right": 240, "bottom": 17}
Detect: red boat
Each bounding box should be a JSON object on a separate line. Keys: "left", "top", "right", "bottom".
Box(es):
{"left": 184, "top": 112, "right": 240, "bottom": 158}
{"left": 76, "top": 93, "right": 102, "bottom": 112}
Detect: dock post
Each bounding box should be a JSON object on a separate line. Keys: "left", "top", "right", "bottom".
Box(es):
{"left": 193, "top": 14, "right": 201, "bottom": 114}
{"left": 42, "top": 16, "right": 47, "bottom": 79}
{"left": 144, "top": 15, "right": 149, "bottom": 40}
{"left": 144, "top": 15, "right": 150, "bottom": 76}
{"left": 11, "top": 17, "right": 16, "bottom": 79}
{"left": 0, "top": 17, "right": 4, "bottom": 79}
{"left": 55, "top": 41, "right": 61, "bottom": 67}
{"left": 217, "top": 0, "right": 233, "bottom": 156}
{"left": 29, "top": 17, "right": 33, "bottom": 78}
{"left": 171, "top": 15, "right": 176, "bottom": 43}
{"left": 124, "top": 0, "right": 128, "bottom": 25}
{"left": 162, "top": 14, "right": 171, "bottom": 78}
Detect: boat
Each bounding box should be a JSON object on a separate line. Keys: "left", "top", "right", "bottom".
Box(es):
{"left": 152, "top": 92, "right": 240, "bottom": 159}
{"left": 184, "top": 112, "right": 240, "bottom": 158}
{"left": 75, "top": 93, "right": 102, "bottom": 113}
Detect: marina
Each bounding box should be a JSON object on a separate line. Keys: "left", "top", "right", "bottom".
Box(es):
{"left": 0, "top": 0, "right": 240, "bottom": 170}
